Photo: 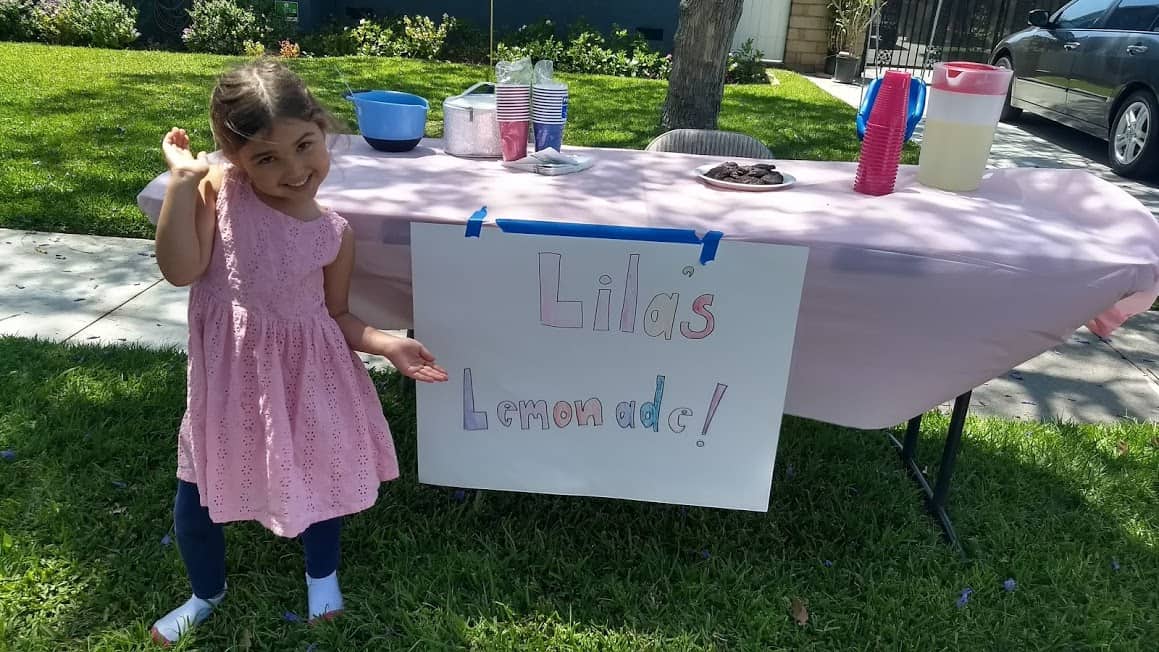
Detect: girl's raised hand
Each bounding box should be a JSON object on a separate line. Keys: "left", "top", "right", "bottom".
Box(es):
{"left": 384, "top": 337, "right": 449, "bottom": 383}
{"left": 162, "top": 127, "right": 211, "bottom": 180}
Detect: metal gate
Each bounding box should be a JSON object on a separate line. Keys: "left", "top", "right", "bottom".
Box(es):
{"left": 865, "top": 0, "right": 1067, "bottom": 70}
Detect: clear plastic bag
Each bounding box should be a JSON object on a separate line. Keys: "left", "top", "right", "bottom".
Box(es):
{"left": 495, "top": 56, "right": 533, "bottom": 85}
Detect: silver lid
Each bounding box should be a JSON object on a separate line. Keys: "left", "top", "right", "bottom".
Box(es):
{"left": 444, "top": 93, "right": 495, "bottom": 110}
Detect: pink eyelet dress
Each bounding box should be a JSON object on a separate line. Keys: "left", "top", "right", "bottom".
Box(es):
{"left": 175, "top": 163, "right": 399, "bottom": 538}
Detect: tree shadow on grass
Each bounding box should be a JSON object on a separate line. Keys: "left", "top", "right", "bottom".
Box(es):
{"left": 0, "top": 337, "right": 1156, "bottom": 650}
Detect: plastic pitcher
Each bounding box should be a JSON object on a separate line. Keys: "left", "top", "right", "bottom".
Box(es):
{"left": 917, "top": 62, "right": 1012, "bottom": 192}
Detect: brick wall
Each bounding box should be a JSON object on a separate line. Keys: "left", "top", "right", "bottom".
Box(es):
{"left": 783, "top": 0, "right": 831, "bottom": 72}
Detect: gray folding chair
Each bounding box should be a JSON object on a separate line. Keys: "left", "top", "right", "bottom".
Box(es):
{"left": 645, "top": 128, "right": 773, "bottom": 159}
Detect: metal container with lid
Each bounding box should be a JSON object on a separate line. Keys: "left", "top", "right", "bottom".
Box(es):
{"left": 443, "top": 82, "right": 502, "bottom": 159}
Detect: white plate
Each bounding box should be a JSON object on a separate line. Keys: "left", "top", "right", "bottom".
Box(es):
{"left": 694, "top": 163, "right": 795, "bottom": 192}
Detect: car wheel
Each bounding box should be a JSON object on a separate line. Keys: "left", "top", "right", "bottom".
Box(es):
{"left": 1108, "top": 90, "right": 1159, "bottom": 179}
{"left": 995, "top": 56, "right": 1022, "bottom": 122}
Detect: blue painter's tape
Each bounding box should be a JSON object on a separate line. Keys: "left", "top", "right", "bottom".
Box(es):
{"left": 495, "top": 219, "right": 703, "bottom": 244}
{"left": 699, "top": 230, "right": 723, "bottom": 265}
{"left": 465, "top": 206, "right": 487, "bottom": 238}
{"left": 483, "top": 217, "right": 726, "bottom": 263}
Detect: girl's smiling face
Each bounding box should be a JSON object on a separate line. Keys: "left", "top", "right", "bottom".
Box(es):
{"left": 232, "top": 118, "right": 330, "bottom": 215}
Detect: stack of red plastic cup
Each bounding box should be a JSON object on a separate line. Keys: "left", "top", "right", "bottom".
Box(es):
{"left": 496, "top": 83, "right": 531, "bottom": 161}
{"left": 854, "top": 71, "right": 911, "bottom": 196}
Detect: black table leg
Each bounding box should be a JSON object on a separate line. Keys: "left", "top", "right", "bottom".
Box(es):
{"left": 887, "top": 391, "right": 972, "bottom": 558}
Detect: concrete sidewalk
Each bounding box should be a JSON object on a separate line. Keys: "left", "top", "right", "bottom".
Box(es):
{"left": 3, "top": 226, "right": 1157, "bottom": 423}
{"left": 0, "top": 229, "right": 397, "bottom": 368}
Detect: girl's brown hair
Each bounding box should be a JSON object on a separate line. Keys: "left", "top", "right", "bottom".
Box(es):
{"left": 209, "top": 58, "right": 342, "bottom": 153}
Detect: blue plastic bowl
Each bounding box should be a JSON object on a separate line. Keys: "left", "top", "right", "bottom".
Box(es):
{"left": 345, "top": 90, "right": 429, "bottom": 152}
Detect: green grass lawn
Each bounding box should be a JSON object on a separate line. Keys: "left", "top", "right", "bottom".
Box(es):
{"left": 1, "top": 337, "right": 1156, "bottom": 650}
{"left": 2, "top": 42, "right": 1156, "bottom": 650}
{"left": 0, "top": 42, "right": 886, "bottom": 240}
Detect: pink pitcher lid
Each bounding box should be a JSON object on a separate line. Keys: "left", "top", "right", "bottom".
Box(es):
{"left": 930, "top": 62, "right": 1012, "bottom": 96}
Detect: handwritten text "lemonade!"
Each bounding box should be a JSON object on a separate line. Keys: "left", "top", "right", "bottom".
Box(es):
{"left": 461, "top": 251, "right": 728, "bottom": 446}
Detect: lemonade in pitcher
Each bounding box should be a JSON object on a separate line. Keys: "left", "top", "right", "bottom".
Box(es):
{"left": 917, "top": 63, "right": 1013, "bottom": 192}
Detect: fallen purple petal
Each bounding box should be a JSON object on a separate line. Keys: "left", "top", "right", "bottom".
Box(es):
{"left": 451, "top": 489, "right": 467, "bottom": 503}
{"left": 306, "top": 644, "right": 317, "bottom": 652}
{"left": 160, "top": 533, "right": 172, "bottom": 546}
{"left": 283, "top": 610, "right": 301, "bottom": 623}
{"left": 111, "top": 481, "right": 127, "bottom": 489}
{"left": 955, "top": 588, "right": 973, "bottom": 608}
{"left": 1009, "top": 371, "right": 1024, "bottom": 381}
{"left": 785, "top": 464, "right": 796, "bottom": 480}
{"left": 823, "top": 560, "right": 833, "bottom": 568}
{"left": 1111, "top": 559, "right": 1121, "bottom": 572}
{"left": 699, "top": 549, "right": 711, "bottom": 560}
{"left": 0, "top": 449, "right": 15, "bottom": 462}
{"left": 1003, "top": 578, "right": 1016, "bottom": 592}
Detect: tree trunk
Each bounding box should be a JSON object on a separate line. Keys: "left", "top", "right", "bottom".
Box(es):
{"left": 661, "top": 0, "right": 745, "bottom": 131}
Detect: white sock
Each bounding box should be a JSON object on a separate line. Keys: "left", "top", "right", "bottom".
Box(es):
{"left": 306, "top": 571, "right": 344, "bottom": 621}
{"left": 151, "top": 588, "right": 225, "bottom": 644}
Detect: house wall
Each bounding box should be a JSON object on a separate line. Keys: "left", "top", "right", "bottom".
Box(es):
{"left": 300, "top": 0, "right": 681, "bottom": 52}
{"left": 782, "top": 0, "right": 831, "bottom": 72}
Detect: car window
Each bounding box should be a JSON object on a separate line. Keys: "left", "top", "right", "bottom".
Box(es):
{"left": 1103, "top": 0, "right": 1159, "bottom": 30}
{"left": 1054, "top": 0, "right": 1114, "bottom": 28}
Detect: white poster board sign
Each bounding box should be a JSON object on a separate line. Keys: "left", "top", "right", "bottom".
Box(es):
{"left": 411, "top": 221, "right": 808, "bottom": 511}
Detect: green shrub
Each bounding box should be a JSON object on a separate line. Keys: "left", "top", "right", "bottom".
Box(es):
{"left": 183, "top": 0, "right": 268, "bottom": 55}
{"left": 0, "top": 0, "right": 42, "bottom": 41}
{"left": 347, "top": 17, "right": 393, "bottom": 57}
{"left": 45, "top": 0, "right": 139, "bottom": 48}
{"left": 496, "top": 18, "right": 564, "bottom": 64}
{"left": 726, "top": 38, "right": 767, "bottom": 84}
{"left": 243, "top": 38, "right": 264, "bottom": 56}
{"left": 506, "top": 22, "right": 671, "bottom": 80}
{"left": 248, "top": 0, "right": 295, "bottom": 45}
{"left": 341, "top": 14, "right": 467, "bottom": 61}
{"left": 390, "top": 14, "right": 447, "bottom": 59}
{"left": 495, "top": 37, "right": 564, "bottom": 66}
{"left": 297, "top": 20, "right": 357, "bottom": 57}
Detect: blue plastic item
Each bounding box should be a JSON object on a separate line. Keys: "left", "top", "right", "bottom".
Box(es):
{"left": 856, "top": 76, "right": 926, "bottom": 142}
{"left": 345, "top": 90, "right": 429, "bottom": 152}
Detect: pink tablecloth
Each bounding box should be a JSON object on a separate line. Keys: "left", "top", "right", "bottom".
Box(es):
{"left": 137, "top": 136, "right": 1159, "bottom": 429}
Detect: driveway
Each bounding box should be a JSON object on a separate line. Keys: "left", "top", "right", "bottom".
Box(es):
{"left": 987, "top": 114, "right": 1159, "bottom": 219}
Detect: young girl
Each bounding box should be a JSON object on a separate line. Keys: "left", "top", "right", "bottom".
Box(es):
{"left": 151, "top": 59, "right": 448, "bottom": 646}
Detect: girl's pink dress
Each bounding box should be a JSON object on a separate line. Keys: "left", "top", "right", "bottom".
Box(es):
{"left": 176, "top": 164, "right": 399, "bottom": 538}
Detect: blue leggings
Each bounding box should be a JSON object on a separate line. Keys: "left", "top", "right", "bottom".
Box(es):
{"left": 174, "top": 480, "right": 342, "bottom": 599}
